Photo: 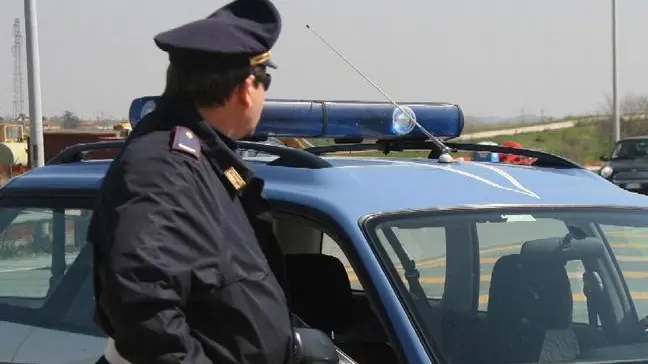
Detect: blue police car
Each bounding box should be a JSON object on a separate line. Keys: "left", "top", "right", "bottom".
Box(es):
{"left": 0, "top": 99, "right": 648, "bottom": 364}
{"left": 470, "top": 141, "right": 500, "bottom": 163}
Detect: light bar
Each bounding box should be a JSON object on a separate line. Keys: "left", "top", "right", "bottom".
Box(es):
{"left": 129, "top": 96, "right": 158, "bottom": 127}
{"left": 129, "top": 97, "right": 464, "bottom": 139}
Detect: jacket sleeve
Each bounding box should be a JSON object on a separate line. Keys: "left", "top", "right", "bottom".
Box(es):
{"left": 100, "top": 152, "right": 215, "bottom": 364}
{"left": 239, "top": 177, "right": 291, "bottom": 303}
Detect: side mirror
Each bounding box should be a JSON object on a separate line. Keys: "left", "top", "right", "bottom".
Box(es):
{"left": 294, "top": 328, "right": 339, "bottom": 364}
{"left": 600, "top": 155, "right": 609, "bottom": 161}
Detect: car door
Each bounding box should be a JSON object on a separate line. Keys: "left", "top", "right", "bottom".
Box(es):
{"left": 6, "top": 205, "right": 106, "bottom": 364}
{"left": 270, "top": 204, "right": 422, "bottom": 364}
{"left": 11, "top": 325, "right": 105, "bottom": 364}
{"left": 11, "top": 263, "right": 106, "bottom": 364}
{"left": 0, "top": 321, "right": 38, "bottom": 363}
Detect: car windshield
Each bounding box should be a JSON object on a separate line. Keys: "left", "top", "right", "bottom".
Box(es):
{"left": 363, "top": 206, "right": 648, "bottom": 364}
{"left": 612, "top": 139, "right": 648, "bottom": 160}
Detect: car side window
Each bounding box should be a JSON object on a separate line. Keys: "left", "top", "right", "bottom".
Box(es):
{"left": 601, "top": 224, "right": 648, "bottom": 320}
{"left": 285, "top": 219, "right": 401, "bottom": 364}
{"left": 0, "top": 206, "right": 94, "bottom": 329}
{"left": 372, "top": 226, "right": 447, "bottom": 300}
{"left": 321, "top": 234, "right": 364, "bottom": 291}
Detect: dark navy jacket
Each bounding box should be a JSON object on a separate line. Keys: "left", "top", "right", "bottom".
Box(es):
{"left": 87, "top": 98, "right": 294, "bottom": 364}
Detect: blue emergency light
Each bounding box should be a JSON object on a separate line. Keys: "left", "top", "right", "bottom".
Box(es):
{"left": 472, "top": 141, "right": 501, "bottom": 163}
{"left": 129, "top": 97, "right": 464, "bottom": 140}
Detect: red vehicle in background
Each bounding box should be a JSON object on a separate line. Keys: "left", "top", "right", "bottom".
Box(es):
{"left": 500, "top": 140, "right": 536, "bottom": 165}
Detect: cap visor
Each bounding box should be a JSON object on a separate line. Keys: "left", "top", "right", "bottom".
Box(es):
{"left": 265, "top": 58, "right": 278, "bottom": 69}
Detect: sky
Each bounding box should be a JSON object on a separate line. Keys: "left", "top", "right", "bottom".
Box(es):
{"left": 1, "top": 0, "right": 648, "bottom": 120}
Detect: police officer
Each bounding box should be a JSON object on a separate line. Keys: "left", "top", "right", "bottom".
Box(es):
{"left": 87, "top": 0, "right": 295, "bottom": 363}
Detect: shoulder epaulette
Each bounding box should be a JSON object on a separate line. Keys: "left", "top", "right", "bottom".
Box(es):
{"left": 171, "top": 126, "right": 201, "bottom": 159}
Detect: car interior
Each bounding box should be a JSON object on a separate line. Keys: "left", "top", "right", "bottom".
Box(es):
{"left": 478, "top": 244, "right": 608, "bottom": 363}
{"left": 273, "top": 213, "right": 400, "bottom": 364}
{"left": 380, "top": 219, "right": 648, "bottom": 364}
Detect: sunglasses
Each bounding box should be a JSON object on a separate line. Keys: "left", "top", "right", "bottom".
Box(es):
{"left": 255, "top": 72, "right": 272, "bottom": 91}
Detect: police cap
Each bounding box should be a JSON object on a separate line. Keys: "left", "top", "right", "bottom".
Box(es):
{"left": 154, "top": 0, "right": 281, "bottom": 71}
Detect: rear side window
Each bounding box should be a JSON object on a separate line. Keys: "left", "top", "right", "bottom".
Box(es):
{"left": 321, "top": 234, "right": 364, "bottom": 291}
{"left": 374, "top": 226, "right": 447, "bottom": 299}
{"left": 601, "top": 224, "right": 648, "bottom": 320}
{"left": 0, "top": 205, "right": 95, "bottom": 332}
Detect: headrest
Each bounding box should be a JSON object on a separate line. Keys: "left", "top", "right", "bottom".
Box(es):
{"left": 285, "top": 254, "right": 353, "bottom": 333}
{"left": 487, "top": 254, "right": 526, "bottom": 323}
{"left": 521, "top": 237, "right": 605, "bottom": 262}
{"left": 488, "top": 254, "right": 573, "bottom": 329}
{"left": 523, "top": 258, "right": 573, "bottom": 329}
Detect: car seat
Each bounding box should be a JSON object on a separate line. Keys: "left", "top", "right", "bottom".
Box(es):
{"left": 486, "top": 253, "right": 580, "bottom": 363}
{"left": 285, "top": 254, "right": 396, "bottom": 364}
{"left": 285, "top": 254, "right": 354, "bottom": 335}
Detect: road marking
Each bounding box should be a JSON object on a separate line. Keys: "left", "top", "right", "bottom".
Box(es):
{"left": 387, "top": 244, "right": 648, "bottom": 269}
{"left": 0, "top": 266, "right": 48, "bottom": 274}
{"left": 479, "top": 292, "right": 648, "bottom": 304}
{"left": 347, "top": 271, "right": 648, "bottom": 285}
{"left": 345, "top": 273, "right": 648, "bottom": 302}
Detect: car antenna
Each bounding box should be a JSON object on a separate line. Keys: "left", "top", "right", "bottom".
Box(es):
{"left": 305, "top": 24, "right": 454, "bottom": 163}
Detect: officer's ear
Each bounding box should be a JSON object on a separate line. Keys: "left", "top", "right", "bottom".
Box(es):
{"left": 237, "top": 75, "right": 257, "bottom": 108}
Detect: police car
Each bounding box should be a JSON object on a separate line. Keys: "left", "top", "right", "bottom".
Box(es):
{"left": 1, "top": 99, "right": 648, "bottom": 364}
{"left": 470, "top": 141, "right": 500, "bottom": 163}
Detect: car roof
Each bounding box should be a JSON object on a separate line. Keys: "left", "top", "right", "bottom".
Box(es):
{"left": 5, "top": 153, "right": 648, "bottom": 222}
{"left": 252, "top": 157, "right": 648, "bottom": 216}
{"left": 618, "top": 135, "right": 648, "bottom": 141}
{"left": 2, "top": 160, "right": 109, "bottom": 192}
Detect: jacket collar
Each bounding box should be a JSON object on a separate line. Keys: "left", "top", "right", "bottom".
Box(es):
{"left": 156, "top": 98, "right": 254, "bottom": 184}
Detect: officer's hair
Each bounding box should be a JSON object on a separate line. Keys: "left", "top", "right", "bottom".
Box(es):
{"left": 162, "top": 64, "right": 267, "bottom": 108}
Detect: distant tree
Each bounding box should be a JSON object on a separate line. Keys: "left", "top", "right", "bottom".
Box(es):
{"left": 620, "top": 94, "right": 648, "bottom": 115}
{"left": 61, "top": 111, "right": 81, "bottom": 129}
{"left": 596, "top": 93, "right": 648, "bottom": 151}
{"left": 599, "top": 93, "right": 648, "bottom": 117}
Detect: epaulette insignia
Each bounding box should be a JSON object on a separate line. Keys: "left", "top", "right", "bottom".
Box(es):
{"left": 171, "top": 126, "right": 201, "bottom": 158}
{"left": 224, "top": 167, "right": 247, "bottom": 190}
